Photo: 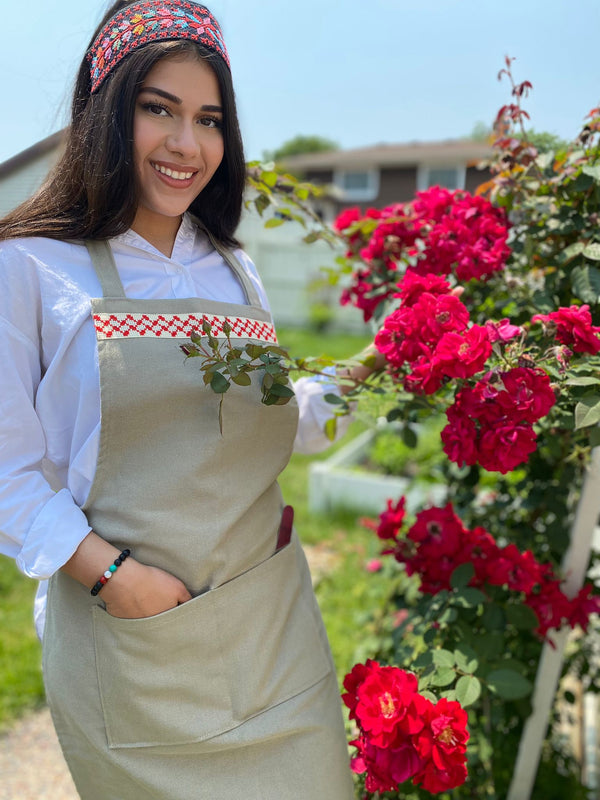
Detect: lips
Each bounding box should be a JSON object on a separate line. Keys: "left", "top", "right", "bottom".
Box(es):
{"left": 150, "top": 160, "right": 199, "bottom": 188}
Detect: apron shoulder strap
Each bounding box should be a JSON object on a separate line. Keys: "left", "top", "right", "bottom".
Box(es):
{"left": 85, "top": 240, "right": 126, "bottom": 298}
{"left": 190, "top": 216, "right": 263, "bottom": 308}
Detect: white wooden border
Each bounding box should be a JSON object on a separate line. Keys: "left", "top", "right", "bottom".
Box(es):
{"left": 507, "top": 446, "right": 600, "bottom": 800}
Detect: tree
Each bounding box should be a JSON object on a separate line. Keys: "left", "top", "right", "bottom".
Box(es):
{"left": 262, "top": 135, "right": 339, "bottom": 163}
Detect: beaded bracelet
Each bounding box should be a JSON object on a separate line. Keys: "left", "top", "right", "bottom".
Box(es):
{"left": 90, "top": 549, "right": 131, "bottom": 596}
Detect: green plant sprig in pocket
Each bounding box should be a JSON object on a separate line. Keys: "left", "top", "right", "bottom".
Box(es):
{"left": 181, "top": 319, "right": 295, "bottom": 432}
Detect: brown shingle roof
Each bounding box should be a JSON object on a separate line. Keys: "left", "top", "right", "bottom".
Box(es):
{"left": 282, "top": 139, "right": 493, "bottom": 170}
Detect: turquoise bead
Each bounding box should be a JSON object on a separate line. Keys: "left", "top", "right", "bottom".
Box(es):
{"left": 109, "top": 564, "right": 118, "bottom": 573}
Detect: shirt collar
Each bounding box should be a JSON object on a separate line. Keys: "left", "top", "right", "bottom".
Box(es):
{"left": 112, "top": 213, "right": 208, "bottom": 265}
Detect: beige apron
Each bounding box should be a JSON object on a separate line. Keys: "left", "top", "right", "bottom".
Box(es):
{"left": 42, "top": 234, "right": 354, "bottom": 800}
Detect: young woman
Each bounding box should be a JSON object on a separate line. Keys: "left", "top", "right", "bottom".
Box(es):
{"left": 0, "top": 2, "right": 358, "bottom": 797}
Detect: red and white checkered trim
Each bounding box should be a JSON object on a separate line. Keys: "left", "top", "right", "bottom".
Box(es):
{"left": 93, "top": 313, "right": 278, "bottom": 344}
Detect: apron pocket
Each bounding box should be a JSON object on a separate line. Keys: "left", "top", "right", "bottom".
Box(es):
{"left": 92, "top": 534, "right": 331, "bottom": 749}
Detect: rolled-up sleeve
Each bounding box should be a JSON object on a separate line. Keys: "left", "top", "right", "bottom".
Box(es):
{"left": 292, "top": 368, "right": 353, "bottom": 454}
{"left": 0, "top": 316, "right": 91, "bottom": 578}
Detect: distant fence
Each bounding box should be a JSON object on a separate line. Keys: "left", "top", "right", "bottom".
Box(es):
{"left": 237, "top": 212, "right": 364, "bottom": 333}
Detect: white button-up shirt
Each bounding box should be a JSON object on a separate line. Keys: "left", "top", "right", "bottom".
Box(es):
{"left": 0, "top": 214, "right": 346, "bottom": 636}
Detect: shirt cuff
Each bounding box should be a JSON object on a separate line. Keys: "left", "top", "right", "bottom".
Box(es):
{"left": 16, "top": 489, "right": 92, "bottom": 579}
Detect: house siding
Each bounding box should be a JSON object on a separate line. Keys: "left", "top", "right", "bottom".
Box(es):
{"left": 465, "top": 164, "right": 492, "bottom": 194}
{"left": 377, "top": 166, "right": 418, "bottom": 205}
{"left": 0, "top": 149, "right": 61, "bottom": 217}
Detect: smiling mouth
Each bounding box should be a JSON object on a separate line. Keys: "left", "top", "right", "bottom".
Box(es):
{"left": 151, "top": 162, "right": 197, "bottom": 181}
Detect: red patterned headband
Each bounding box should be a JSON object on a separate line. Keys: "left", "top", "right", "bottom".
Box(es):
{"left": 87, "top": 0, "right": 230, "bottom": 93}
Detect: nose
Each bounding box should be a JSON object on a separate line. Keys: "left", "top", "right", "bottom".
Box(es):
{"left": 166, "top": 120, "right": 201, "bottom": 160}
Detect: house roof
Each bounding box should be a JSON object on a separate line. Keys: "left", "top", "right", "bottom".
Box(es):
{"left": 0, "top": 130, "right": 66, "bottom": 179}
{"left": 282, "top": 139, "right": 493, "bottom": 171}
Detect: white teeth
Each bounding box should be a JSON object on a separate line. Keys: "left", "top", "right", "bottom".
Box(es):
{"left": 152, "top": 163, "right": 195, "bottom": 180}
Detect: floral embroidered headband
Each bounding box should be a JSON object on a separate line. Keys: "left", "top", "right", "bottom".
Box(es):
{"left": 87, "top": 0, "right": 230, "bottom": 93}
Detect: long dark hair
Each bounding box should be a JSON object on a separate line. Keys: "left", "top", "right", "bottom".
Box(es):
{"left": 0, "top": 1, "right": 245, "bottom": 247}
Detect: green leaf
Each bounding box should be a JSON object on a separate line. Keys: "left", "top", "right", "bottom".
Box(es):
{"left": 583, "top": 243, "right": 600, "bottom": 261}
{"left": 455, "top": 675, "right": 481, "bottom": 707}
{"left": 419, "top": 690, "right": 437, "bottom": 703}
{"left": 571, "top": 264, "right": 600, "bottom": 304}
{"left": 325, "top": 417, "right": 337, "bottom": 441}
{"left": 590, "top": 427, "right": 600, "bottom": 447}
{"left": 582, "top": 165, "right": 600, "bottom": 181}
{"left": 268, "top": 383, "right": 295, "bottom": 398}
{"left": 210, "top": 372, "right": 230, "bottom": 394}
{"left": 476, "top": 632, "right": 505, "bottom": 660}
{"left": 431, "top": 667, "right": 456, "bottom": 687}
{"left": 323, "top": 393, "right": 347, "bottom": 406}
{"left": 481, "top": 603, "right": 506, "bottom": 631}
{"left": 558, "top": 241, "right": 585, "bottom": 264}
{"left": 260, "top": 170, "right": 278, "bottom": 188}
{"left": 454, "top": 646, "right": 479, "bottom": 674}
{"left": 246, "top": 345, "right": 266, "bottom": 360}
{"left": 487, "top": 669, "right": 532, "bottom": 700}
{"left": 438, "top": 607, "right": 458, "bottom": 624}
{"left": 264, "top": 217, "right": 285, "bottom": 229}
{"left": 303, "top": 231, "right": 321, "bottom": 244}
{"left": 401, "top": 426, "right": 418, "bottom": 449}
{"left": 506, "top": 603, "right": 539, "bottom": 630}
{"left": 450, "top": 562, "right": 475, "bottom": 590}
{"left": 441, "top": 690, "right": 457, "bottom": 701}
{"left": 451, "top": 587, "right": 486, "bottom": 608}
{"left": 566, "top": 376, "right": 600, "bottom": 387}
{"left": 575, "top": 396, "right": 600, "bottom": 429}
{"left": 253, "top": 194, "right": 271, "bottom": 216}
{"left": 412, "top": 652, "right": 433, "bottom": 669}
{"left": 231, "top": 373, "right": 252, "bottom": 387}
{"left": 432, "top": 649, "right": 456, "bottom": 668}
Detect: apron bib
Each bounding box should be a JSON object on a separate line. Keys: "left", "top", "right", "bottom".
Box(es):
{"left": 42, "top": 234, "right": 354, "bottom": 799}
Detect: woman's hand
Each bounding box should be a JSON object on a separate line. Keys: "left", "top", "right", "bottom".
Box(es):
{"left": 61, "top": 531, "right": 192, "bottom": 619}
{"left": 102, "top": 560, "right": 192, "bottom": 619}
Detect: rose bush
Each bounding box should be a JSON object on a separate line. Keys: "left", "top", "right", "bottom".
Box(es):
{"left": 247, "top": 58, "right": 600, "bottom": 798}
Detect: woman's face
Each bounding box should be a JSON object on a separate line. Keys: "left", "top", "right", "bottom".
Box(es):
{"left": 132, "top": 54, "right": 224, "bottom": 231}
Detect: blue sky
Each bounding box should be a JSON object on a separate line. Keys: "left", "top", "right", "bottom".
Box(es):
{"left": 2, "top": 0, "right": 599, "bottom": 165}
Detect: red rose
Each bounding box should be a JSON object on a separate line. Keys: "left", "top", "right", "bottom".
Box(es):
{"left": 532, "top": 304, "right": 600, "bottom": 354}
{"left": 355, "top": 665, "right": 424, "bottom": 747}
{"left": 477, "top": 420, "right": 537, "bottom": 473}
{"left": 375, "top": 497, "right": 406, "bottom": 541}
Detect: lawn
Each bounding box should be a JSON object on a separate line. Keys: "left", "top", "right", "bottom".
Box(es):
{"left": 0, "top": 325, "right": 390, "bottom": 731}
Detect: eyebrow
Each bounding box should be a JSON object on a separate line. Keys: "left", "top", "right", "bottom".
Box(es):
{"left": 139, "top": 86, "right": 222, "bottom": 113}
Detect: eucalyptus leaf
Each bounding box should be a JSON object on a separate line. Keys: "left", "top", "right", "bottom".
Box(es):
{"left": 268, "top": 383, "right": 295, "bottom": 398}
{"left": 324, "top": 393, "right": 347, "bottom": 405}
{"left": 210, "top": 372, "right": 230, "bottom": 394}
{"left": 232, "top": 373, "right": 252, "bottom": 387}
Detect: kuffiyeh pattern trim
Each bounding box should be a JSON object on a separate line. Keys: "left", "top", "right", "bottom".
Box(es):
{"left": 87, "top": 0, "right": 229, "bottom": 93}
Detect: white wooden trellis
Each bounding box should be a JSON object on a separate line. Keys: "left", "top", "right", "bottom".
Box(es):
{"left": 507, "top": 446, "right": 600, "bottom": 800}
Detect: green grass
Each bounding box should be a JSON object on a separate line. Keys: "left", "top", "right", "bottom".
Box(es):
{"left": 0, "top": 558, "right": 45, "bottom": 730}
{"left": 0, "top": 326, "right": 382, "bottom": 730}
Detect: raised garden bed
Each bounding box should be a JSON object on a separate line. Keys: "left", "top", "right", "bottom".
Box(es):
{"left": 308, "top": 428, "right": 446, "bottom": 515}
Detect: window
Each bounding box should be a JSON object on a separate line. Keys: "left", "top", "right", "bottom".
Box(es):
{"left": 417, "top": 165, "right": 466, "bottom": 191}
{"left": 334, "top": 169, "right": 379, "bottom": 201}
